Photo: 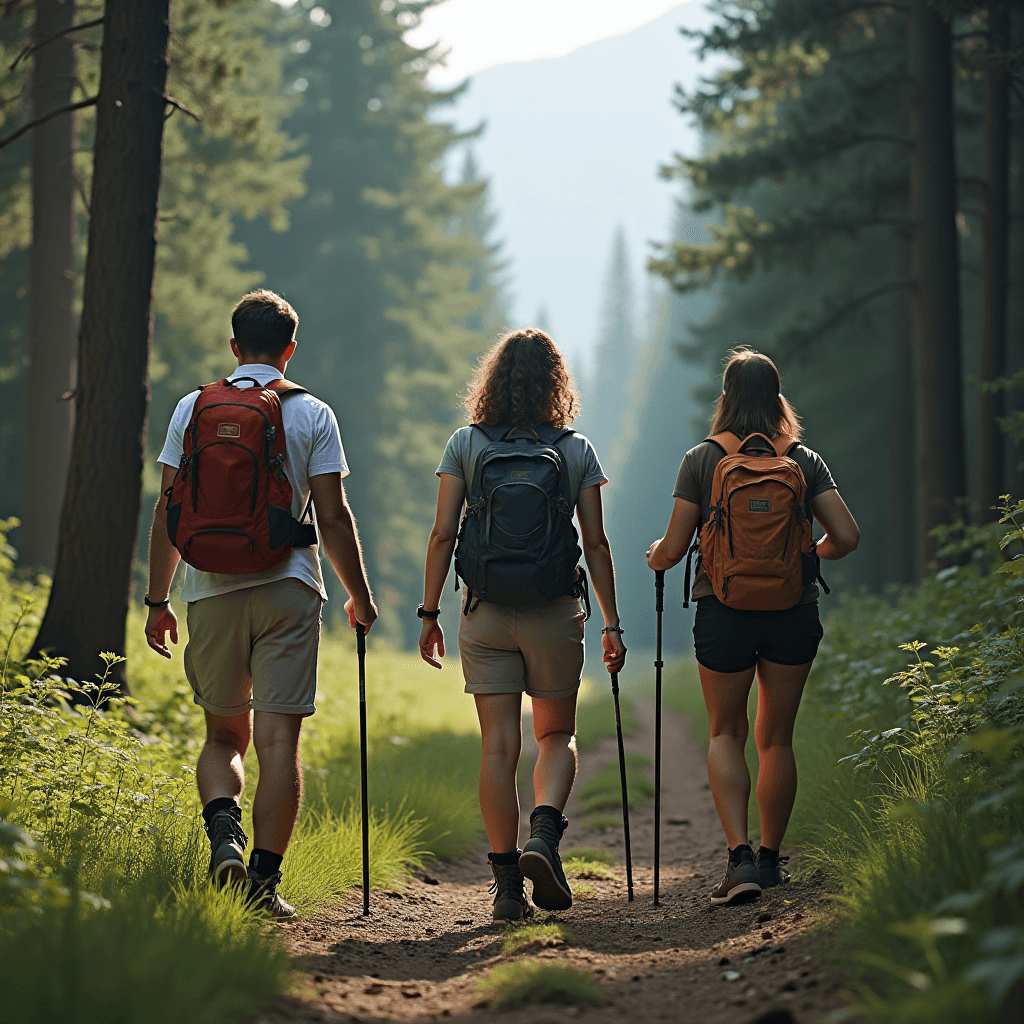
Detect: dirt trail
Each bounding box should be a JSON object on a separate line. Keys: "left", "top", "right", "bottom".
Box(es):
{"left": 262, "top": 697, "right": 846, "bottom": 1024}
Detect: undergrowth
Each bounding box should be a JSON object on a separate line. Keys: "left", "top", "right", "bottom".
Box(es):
{"left": 787, "top": 499, "right": 1024, "bottom": 1022}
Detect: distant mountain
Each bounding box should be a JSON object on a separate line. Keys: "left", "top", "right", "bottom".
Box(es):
{"left": 441, "top": 2, "right": 715, "bottom": 371}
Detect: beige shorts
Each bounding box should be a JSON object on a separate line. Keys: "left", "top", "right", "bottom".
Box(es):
{"left": 184, "top": 578, "right": 323, "bottom": 717}
{"left": 459, "top": 595, "right": 585, "bottom": 700}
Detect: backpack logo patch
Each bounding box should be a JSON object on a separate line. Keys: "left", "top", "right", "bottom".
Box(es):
{"left": 510, "top": 470, "right": 531, "bottom": 480}
{"left": 217, "top": 423, "right": 241, "bottom": 437}
{"left": 749, "top": 499, "right": 771, "bottom": 513}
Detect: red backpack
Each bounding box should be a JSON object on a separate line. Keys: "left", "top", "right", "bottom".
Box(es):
{"left": 165, "top": 376, "right": 316, "bottom": 574}
{"left": 684, "top": 432, "right": 827, "bottom": 611}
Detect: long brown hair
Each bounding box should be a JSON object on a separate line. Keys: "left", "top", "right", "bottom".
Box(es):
{"left": 464, "top": 328, "right": 580, "bottom": 429}
{"left": 709, "top": 347, "right": 802, "bottom": 440}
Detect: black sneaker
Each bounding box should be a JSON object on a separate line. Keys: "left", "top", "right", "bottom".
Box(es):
{"left": 246, "top": 869, "right": 297, "bottom": 920}
{"left": 710, "top": 845, "right": 762, "bottom": 905}
{"left": 519, "top": 807, "right": 572, "bottom": 911}
{"left": 205, "top": 809, "right": 248, "bottom": 888}
{"left": 756, "top": 847, "right": 791, "bottom": 888}
{"left": 488, "top": 853, "right": 534, "bottom": 922}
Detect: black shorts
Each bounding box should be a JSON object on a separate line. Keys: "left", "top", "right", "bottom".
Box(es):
{"left": 692, "top": 596, "right": 823, "bottom": 674}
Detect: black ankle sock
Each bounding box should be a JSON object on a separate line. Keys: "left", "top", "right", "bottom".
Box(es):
{"left": 532, "top": 804, "right": 563, "bottom": 821}
{"left": 758, "top": 846, "right": 780, "bottom": 861}
{"left": 250, "top": 849, "right": 283, "bottom": 878}
{"left": 489, "top": 850, "right": 520, "bottom": 866}
{"left": 202, "top": 797, "right": 239, "bottom": 827}
{"left": 728, "top": 843, "right": 754, "bottom": 863}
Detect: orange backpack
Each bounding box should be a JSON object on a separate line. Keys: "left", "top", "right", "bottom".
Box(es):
{"left": 683, "top": 432, "right": 827, "bottom": 611}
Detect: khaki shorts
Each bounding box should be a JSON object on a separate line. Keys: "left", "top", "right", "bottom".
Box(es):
{"left": 184, "top": 578, "right": 323, "bottom": 717}
{"left": 459, "top": 595, "right": 585, "bottom": 700}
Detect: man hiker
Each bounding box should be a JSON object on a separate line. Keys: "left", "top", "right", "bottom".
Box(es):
{"left": 144, "top": 289, "right": 377, "bottom": 918}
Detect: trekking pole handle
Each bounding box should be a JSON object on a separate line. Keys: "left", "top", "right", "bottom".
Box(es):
{"left": 654, "top": 569, "right": 665, "bottom": 613}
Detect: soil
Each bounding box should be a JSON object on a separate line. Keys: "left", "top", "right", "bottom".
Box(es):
{"left": 260, "top": 696, "right": 849, "bottom": 1024}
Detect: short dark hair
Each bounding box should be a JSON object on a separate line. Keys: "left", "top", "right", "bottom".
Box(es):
{"left": 231, "top": 290, "right": 298, "bottom": 358}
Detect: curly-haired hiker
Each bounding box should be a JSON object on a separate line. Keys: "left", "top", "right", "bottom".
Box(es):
{"left": 647, "top": 348, "right": 859, "bottom": 906}
{"left": 418, "top": 328, "right": 627, "bottom": 921}
{"left": 144, "top": 290, "right": 378, "bottom": 918}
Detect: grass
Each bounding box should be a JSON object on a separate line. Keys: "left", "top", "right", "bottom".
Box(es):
{"left": 578, "top": 753, "right": 654, "bottom": 816}
{"left": 575, "top": 678, "right": 639, "bottom": 752}
{"left": 477, "top": 961, "right": 606, "bottom": 1008}
{"left": 563, "top": 850, "right": 616, "bottom": 880}
{"left": 500, "top": 922, "right": 577, "bottom": 955}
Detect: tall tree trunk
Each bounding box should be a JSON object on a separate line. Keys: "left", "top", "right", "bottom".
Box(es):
{"left": 33, "top": 0, "right": 170, "bottom": 690}
{"left": 889, "top": 233, "right": 917, "bottom": 583}
{"left": 908, "top": 0, "right": 966, "bottom": 569}
{"left": 21, "top": 0, "right": 76, "bottom": 568}
{"left": 975, "top": 1, "right": 1011, "bottom": 523}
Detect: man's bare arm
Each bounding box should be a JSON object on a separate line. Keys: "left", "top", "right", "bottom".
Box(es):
{"left": 144, "top": 465, "right": 181, "bottom": 658}
{"left": 308, "top": 472, "right": 378, "bottom": 630}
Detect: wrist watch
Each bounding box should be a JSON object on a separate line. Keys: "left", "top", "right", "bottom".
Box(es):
{"left": 144, "top": 595, "right": 170, "bottom": 608}
{"left": 417, "top": 604, "right": 441, "bottom": 620}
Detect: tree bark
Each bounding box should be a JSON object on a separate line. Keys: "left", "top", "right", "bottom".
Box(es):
{"left": 908, "top": 0, "right": 966, "bottom": 569}
{"left": 33, "top": 0, "right": 171, "bottom": 690}
{"left": 21, "top": 0, "right": 77, "bottom": 569}
{"left": 974, "top": 1, "right": 1011, "bottom": 523}
{"left": 888, "top": 233, "right": 917, "bottom": 583}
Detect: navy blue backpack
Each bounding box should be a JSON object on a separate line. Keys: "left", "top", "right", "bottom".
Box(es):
{"left": 453, "top": 424, "right": 590, "bottom": 615}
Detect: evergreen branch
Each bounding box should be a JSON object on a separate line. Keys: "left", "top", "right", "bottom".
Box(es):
{"left": 0, "top": 95, "right": 96, "bottom": 151}
{"left": 9, "top": 16, "right": 104, "bottom": 71}
{"left": 161, "top": 93, "right": 202, "bottom": 123}
{"left": 776, "top": 278, "right": 915, "bottom": 355}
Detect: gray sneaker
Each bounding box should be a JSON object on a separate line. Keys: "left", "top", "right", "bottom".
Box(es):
{"left": 519, "top": 808, "right": 572, "bottom": 911}
{"left": 756, "top": 847, "right": 791, "bottom": 888}
{"left": 205, "top": 810, "right": 248, "bottom": 888}
{"left": 488, "top": 853, "right": 534, "bottom": 922}
{"left": 710, "top": 845, "right": 762, "bottom": 905}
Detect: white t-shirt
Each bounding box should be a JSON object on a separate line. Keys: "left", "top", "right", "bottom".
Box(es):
{"left": 158, "top": 363, "right": 347, "bottom": 603}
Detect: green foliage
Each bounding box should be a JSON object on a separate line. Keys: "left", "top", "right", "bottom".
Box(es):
{"left": 477, "top": 961, "right": 605, "bottom": 1008}
{"left": 575, "top": 686, "right": 639, "bottom": 752}
{"left": 789, "top": 497, "right": 1024, "bottom": 1022}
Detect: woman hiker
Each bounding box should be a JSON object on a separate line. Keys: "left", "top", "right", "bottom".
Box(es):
{"left": 418, "top": 328, "right": 627, "bottom": 921}
{"left": 647, "top": 347, "right": 859, "bottom": 905}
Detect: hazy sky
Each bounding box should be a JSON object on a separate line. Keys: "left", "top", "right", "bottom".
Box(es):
{"left": 404, "top": 0, "right": 692, "bottom": 87}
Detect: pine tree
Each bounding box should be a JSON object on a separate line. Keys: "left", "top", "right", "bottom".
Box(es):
{"left": 235, "top": 0, "right": 500, "bottom": 643}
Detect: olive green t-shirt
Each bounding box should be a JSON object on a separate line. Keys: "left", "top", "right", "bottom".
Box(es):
{"left": 673, "top": 437, "right": 837, "bottom": 604}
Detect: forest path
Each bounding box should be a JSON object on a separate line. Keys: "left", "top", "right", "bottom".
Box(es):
{"left": 263, "top": 697, "right": 846, "bottom": 1024}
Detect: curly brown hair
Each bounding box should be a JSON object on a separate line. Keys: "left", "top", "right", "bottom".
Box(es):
{"left": 464, "top": 328, "right": 580, "bottom": 429}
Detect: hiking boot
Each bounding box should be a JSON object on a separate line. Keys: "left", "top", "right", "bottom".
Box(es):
{"left": 756, "top": 847, "right": 791, "bottom": 888}
{"left": 205, "top": 809, "right": 248, "bottom": 888}
{"left": 710, "top": 845, "right": 762, "bottom": 905}
{"left": 520, "top": 807, "right": 572, "bottom": 911}
{"left": 246, "top": 869, "right": 297, "bottom": 920}
{"left": 488, "top": 852, "right": 534, "bottom": 922}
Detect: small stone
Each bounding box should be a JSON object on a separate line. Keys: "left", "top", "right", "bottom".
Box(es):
{"left": 723, "top": 971, "right": 743, "bottom": 982}
{"left": 793, "top": 912, "right": 804, "bottom": 920}
{"left": 364, "top": 984, "right": 384, "bottom": 995}
{"left": 718, "top": 957, "right": 731, "bottom": 966}
{"left": 455, "top": 919, "right": 473, "bottom": 925}
{"left": 420, "top": 873, "right": 440, "bottom": 885}
{"left": 757, "top": 912, "right": 774, "bottom": 923}
{"left": 762, "top": 930, "right": 773, "bottom": 940}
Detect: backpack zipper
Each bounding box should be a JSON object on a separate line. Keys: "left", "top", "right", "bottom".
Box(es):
{"left": 192, "top": 441, "right": 260, "bottom": 514}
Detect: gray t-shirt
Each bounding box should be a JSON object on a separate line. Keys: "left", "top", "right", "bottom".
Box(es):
{"left": 436, "top": 425, "right": 607, "bottom": 508}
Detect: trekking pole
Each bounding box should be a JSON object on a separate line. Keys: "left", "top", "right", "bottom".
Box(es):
{"left": 610, "top": 670, "right": 634, "bottom": 902}
{"left": 654, "top": 569, "right": 665, "bottom": 907}
{"left": 357, "top": 622, "right": 370, "bottom": 916}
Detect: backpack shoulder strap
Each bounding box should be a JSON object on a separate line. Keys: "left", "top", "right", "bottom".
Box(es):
{"left": 266, "top": 379, "right": 309, "bottom": 399}
{"left": 772, "top": 433, "right": 799, "bottom": 457}
{"left": 471, "top": 423, "right": 507, "bottom": 444}
{"left": 706, "top": 431, "right": 743, "bottom": 457}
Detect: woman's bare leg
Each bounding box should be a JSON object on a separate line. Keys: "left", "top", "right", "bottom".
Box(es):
{"left": 699, "top": 663, "right": 757, "bottom": 849}
{"left": 474, "top": 692, "right": 523, "bottom": 854}
{"left": 754, "top": 659, "right": 812, "bottom": 850}
{"left": 531, "top": 692, "right": 578, "bottom": 811}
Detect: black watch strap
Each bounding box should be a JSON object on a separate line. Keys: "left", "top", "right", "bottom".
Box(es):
{"left": 417, "top": 604, "right": 441, "bottom": 620}
{"left": 144, "top": 595, "right": 170, "bottom": 608}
